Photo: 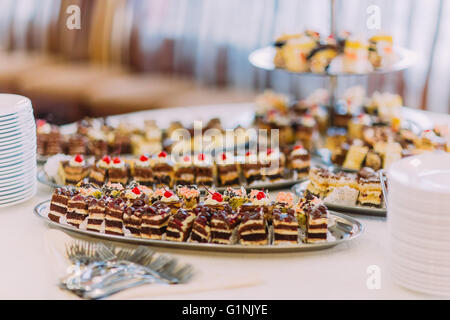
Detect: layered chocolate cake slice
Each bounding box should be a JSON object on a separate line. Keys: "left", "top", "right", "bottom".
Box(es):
{"left": 86, "top": 128, "right": 108, "bottom": 158}
{"left": 58, "top": 154, "right": 91, "bottom": 185}
{"left": 165, "top": 209, "right": 196, "bottom": 242}
{"left": 259, "top": 148, "right": 286, "bottom": 182}
{"left": 68, "top": 134, "right": 88, "bottom": 155}
{"left": 357, "top": 167, "right": 382, "bottom": 207}
{"left": 105, "top": 198, "right": 126, "bottom": 235}
{"left": 288, "top": 144, "right": 310, "bottom": 179}
{"left": 133, "top": 155, "right": 153, "bottom": 186}
{"left": 89, "top": 155, "right": 111, "bottom": 186}
{"left": 49, "top": 187, "right": 75, "bottom": 223}
{"left": 210, "top": 210, "right": 239, "bottom": 245}
{"left": 123, "top": 206, "right": 145, "bottom": 237}
{"left": 272, "top": 209, "right": 298, "bottom": 245}
{"left": 238, "top": 208, "right": 268, "bottom": 245}
{"left": 194, "top": 153, "right": 214, "bottom": 186}
{"left": 140, "top": 203, "right": 171, "bottom": 239}
{"left": 36, "top": 119, "right": 51, "bottom": 155}
{"left": 242, "top": 189, "right": 273, "bottom": 223}
{"left": 66, "top": 194, "right": 88, "bottom": 228}
{"left": 46, "top": 126, "right": 64, "bottom": 155}
{"left": 86, "top": 197, "right": 108, "bottom": 232}
{"left": 176, "top": 185, "right": 200, "bottom": 209}
{"left": 152, "top": 151, "right": 174, "bottom": 187}
{"left": 304, "top": 198, "right": 328, "bottom": 243}
{"left": 239, "top": 151, "right": 263, "bottom": 185}
{"left": 215, "top": 152, "right": 240, "bottom": 186}
{"left": 174, "top": 155, "right": 195, "bottom": 185}
{"left": 108, "top": 157, "right": 129, "bottom": 185}
{"left": 190, "top": 207, "right": 212, "bottom": 243}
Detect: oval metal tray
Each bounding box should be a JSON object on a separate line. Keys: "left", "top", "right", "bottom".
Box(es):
{"left": 292, "top": 180, "right": 386, "bottom": 217}
{"left": 34, "top": 200, "right": 363, "bottom": 253}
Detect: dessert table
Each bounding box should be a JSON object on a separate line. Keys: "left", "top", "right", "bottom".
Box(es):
{"left": 0, "top": 103, "right": 448, "bottom": 300}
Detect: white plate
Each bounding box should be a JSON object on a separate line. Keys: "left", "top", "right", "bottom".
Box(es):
{"left": 388, "top": 153, "right": 450, "bottom": 195}
{"left": 0, "top": 132, "right": 35, "bottom": 146}
{"left": 0, "top": 183, "right": 34, "bottom": 197}
{"left": 0, "top": 108, "right": 33, "bottom": 122}
{"left": 0, "top": 94, "right": 32, "bottom": 116}
{"left": 0, "top": 185, "right": 36, "bottom": 202}
{"left": 389, "top": 199, "right": 450, "bottom": 221}
{"left": 391, "top": 265, "right": 450, "bottom": 296}
{"left": 391, "top": 241, "right": 450, "bottom": 267}
{"left": 0, "top": 169, "right": 36, "bottom": 185}
{"left": 0, "top": 160, "right": 35, "bottom": 173}
{"left": 0, "top": 151, "right": 36, "bottom": 164}
{"left": 0, "top": 140, "right": 36, "bottom": 154}
{"left": 0, "top": 189, "right": 35, "bottom": 208}
{"left": 0, "top": 163, "right": 36, "bottom": 180}
{"left": 0, "top": 119, "right": 36, "bottom": 135}
{"left": 0, "top": 112, "right": 34, "bottom": 127}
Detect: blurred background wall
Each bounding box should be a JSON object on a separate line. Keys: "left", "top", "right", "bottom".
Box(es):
{"left": 0, "top": 0, "right": 448, "bottom": 123}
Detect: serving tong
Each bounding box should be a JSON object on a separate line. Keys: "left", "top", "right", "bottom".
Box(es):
{"left": 61, "top": 240, "right": 194, "bottom": 299}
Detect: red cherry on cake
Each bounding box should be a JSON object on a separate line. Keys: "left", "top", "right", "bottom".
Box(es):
{"left": 198, "top": 153, "right": 205, "bottom": 161}
{"left": 212, "top": 192, "right": 223, "bottom": 202}
{"left": 158, "top": 151, "right": 167, "bottom": 158}
{"left": 139, "top": 155, "right": 149, "bottom": 162}
{"left": 245, "top": 151, "right": 251, "bottom": 156}
{"left": 221, "top": 153, "right": 227, "bottom": 161}
{"left": 293, "top": 145, "right": 303, "bottom": 150}
{"left": 164, "top": 191, "right": 173, "bottom": 198}
{"left": 102, "top": 155, "right": 111, "bottom": 164}
{"left": 256, "top": 191, "right": 266, "bottom": 200}
{"left": 183, "top": 155, "right": 191, "bottom": 162}
{"left": 36, "top": 119, "right": 46, "bottom": 127}
{"left": 74, "top": 154, "right": 84, "bottom": 163}
{"left": 113, "top": 157, "right": 121, "bottom": 164}
{"left": 131, "top": 187, "right": 141, "bottom": 195}
{"left": 266, "top": 148, "right": 273, "bottom": 155}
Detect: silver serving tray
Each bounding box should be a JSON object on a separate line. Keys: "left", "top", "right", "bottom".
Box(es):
{"left": 37, "top": 167, "right": 307, "bottom": 192}
{"left": 292, "top": 180, "right": 386, "bottom": 217}
{"left": 34, "top": 200, "right": 363, "bottom": 253}
{"left": 248, "top": 45, "right": 417, "bottom": 76}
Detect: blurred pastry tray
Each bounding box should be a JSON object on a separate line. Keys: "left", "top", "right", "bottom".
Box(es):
{"left": 292, "top": 180, "right": 387, "bottom": 217}
{"left": 34, "top": 200, "right": 363, "bottom": 253}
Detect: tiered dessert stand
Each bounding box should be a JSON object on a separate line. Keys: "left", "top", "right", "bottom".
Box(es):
{"left": 248, "top": 0, "right": 418, "bottom": 119}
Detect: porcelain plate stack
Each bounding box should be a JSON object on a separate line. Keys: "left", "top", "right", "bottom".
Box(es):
{"left": 388, "top": 152, "right": 450, "bottom": 297}
{"left": 0, "top": 94, "right": 37, "bottom": 207}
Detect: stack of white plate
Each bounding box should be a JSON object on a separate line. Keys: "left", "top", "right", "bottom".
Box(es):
{"left": 388, "top": 152, "right": 450, "bottom": 296}
{"left": 0, "top": 94, "right": 37, "bottom": 207}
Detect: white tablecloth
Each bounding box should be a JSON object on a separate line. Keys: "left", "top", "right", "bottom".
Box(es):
{"left": 0, "top": 103, "right": 448, "bottom": 299}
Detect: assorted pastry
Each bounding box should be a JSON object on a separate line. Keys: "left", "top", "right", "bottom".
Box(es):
{"left": 254, "top": 88, "right": 450, "bottom": 172}
{"left": 52, "top": 148, "right": 311, "bottom": 188}
{"left": 36, "top": 117, "right": 250, "bottom": 158}
{"left": 273, "top": 30, "right": 396, "bottom": 74}
{"left": 48, "top": 183, "right": 331, "bottom": 245}
{"left": 305, "top": 166, "right": 384, "bottom": 208}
